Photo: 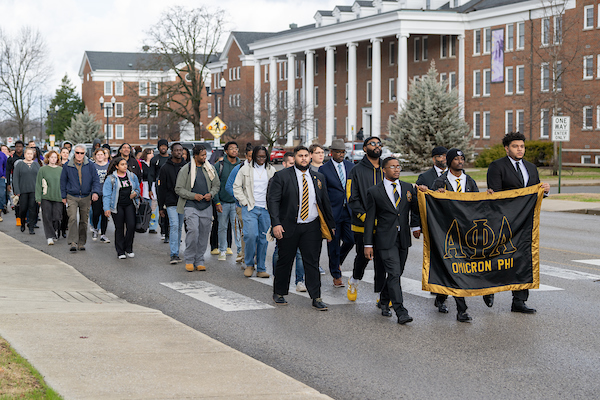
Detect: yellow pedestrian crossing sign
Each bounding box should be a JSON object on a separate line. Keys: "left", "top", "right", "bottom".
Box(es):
{"left": 207, "top": 116, "right": 227, "bottom": 139}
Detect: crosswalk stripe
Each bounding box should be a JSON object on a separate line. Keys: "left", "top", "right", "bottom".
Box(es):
{"left": 573, "top": 259, "right": 600, "bottom": 267}
{"left": 542, "top": 264, "right": 600, "bottom": 280}
{"left": 160, "top": 281, "right": 275, "bottom": 312}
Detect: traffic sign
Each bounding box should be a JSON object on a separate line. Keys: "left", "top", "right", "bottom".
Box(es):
{"left": 206, "top": 116, "right": 227, "bottom": 139}
{"left": 551, "top": 116, "right": 570, "bottom": 142}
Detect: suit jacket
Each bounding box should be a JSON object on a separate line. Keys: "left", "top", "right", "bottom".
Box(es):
{"left": 416, "top": 167, "right": 441, "bottom": 189}
{"left": 364, "top": 180, "right": 420, "bottom": 251}
{"left": 433, "top": 171, "right": 479, "bottom": 192}
{"left": 319, "top": 159, "right": 354, "bottom": 221}
{"left": 487, "top": 156, "right": 540, "bottom": 192}
{"left": 267, "top": 167, "right": 335, "bottom": 238}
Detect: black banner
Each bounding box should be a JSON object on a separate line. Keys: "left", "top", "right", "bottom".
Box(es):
{"left": 418, "top": 184, "right": 544, "bottom": 297}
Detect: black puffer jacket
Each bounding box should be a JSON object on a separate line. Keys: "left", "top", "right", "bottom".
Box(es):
{"left": 157, "top": 158, "right": 186, "bottom": 209}
{"left": 347, "top": 155, "right": 383, "bottom": 233}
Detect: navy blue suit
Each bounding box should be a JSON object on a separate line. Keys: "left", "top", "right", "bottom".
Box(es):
{"left": 319, "top": 160, "right": 355, "bottom": 279}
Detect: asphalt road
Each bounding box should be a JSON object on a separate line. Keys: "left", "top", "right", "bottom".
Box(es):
{"left": 2, "top": 208, "right": 600, "bottom": 399}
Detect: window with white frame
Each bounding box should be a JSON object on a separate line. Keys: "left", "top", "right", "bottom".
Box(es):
{"left": 554, "top": 15, "right": 563, "bottom": 44}
{"left": 115, "top": 81, "right": 123, "bottom": 96}
{"left": 150, "top": 125, "right": 158, "bottom": 139}
{"left": 115, "top": 102, "right": 124, "bottom": 118}
{"left": 148, "top": 103, "right": 157, "bottom": 118}
{"left": 441, "top": 35, "right": 448, "bottom": 58}
{"left": 389, "top": 42, "right": 395, "bottom": 65}
{"left": 483, "top": 111, "right": 491, "bottom": 138}
{"left": 422, "top": 36, "right": 428, "bottom": 60}
{"left": 474, "top": 30, "right": 481, "bottom": 55}
{"left": 555, "top": 61, "right": 562, "bottom": 91}
{"left": 506, "top": 66, "right": 514, "bottom": 94}
{"left": 104, "top": 104, "right": 113, "bottom": 118}
{"left": 517, "top": 22, "right": 525, "bottom": 50}
{"left": 596, "top": 155, "right": 600, "bottom": 164}
{"left": 314, "top": 86, "right": 319, "bottom": 106}
{"left": 283, "top": 62, "right": 287, "bottom": 80}
{"left": 229, "top": 68, "right": 233, "bottom": 81}
{"left": 584, "top": 5, "right": 594, "bottom": 29}
{"left": 139, "top": 81, "right": 147, "bottom": 96}
{"left": 473, "top": 70, "right": 481, "bottom": 96}
{"left": 139, "top": 124, "right": 148, "bottom": 140}
{"left": 583, "top": 106, "right": 593, "bottom": 129}
{"left": 440, "top": 72, "right": 447, "bottom": 83}
{"left": 484, "top": 28, "right": 491, "bottom": 54}
{"left": 597, "top": 106, "right": 600, "bottom": 130}
{"left": 296, "top": 88, "right": 301, "bottom": 105}
{"left": 278, "top": 62, "right": 283, "bottom": 81}
{"left": 149, "top": 82, "right": 157, "bottom": 96}
{"left": 584, "top": 56, "right": 594, "bottom": 79}
{"left": 540, "top": 109, "right": 550, "bottom": 138}
{"left": 450, "top": 35, "right": 457, "bottom": 57}
{"left": 367, "top": 45, "right": 372, "bottom": 68}
{"left": 449, "top": 72, "right": 456, "bottom": 90}
{"left": 104, "top": 124, "right": 113, "bottom": 140}
{"left": 516, "top": 65, "right": 525, "bottom": 94}
{"left": 541, "top": 18, "right": 550, "bottom": 46}
{"left": 541, "top": 63, "right": 550, "bottom": 92}
{"left": 506, "top": 24, "right": 514, "bottom": 51}
{"left": 366, "top": 81, "right": 372, "bottom": 103}
{"left": 414, "top": 37, "right": 421, "bottom": 61}
{"left": 237, "top": 67, "right": 241, "bottom": 80}
{"left": 483, "top": 69, "right": 491, "bottom": 96}
{"left": 264, "top": 65, "right": 269, "bottom": 82}
{"left": 581, "top": 155, "right": 592, "bottom": 164}
{"left": 389, "top": 78, "right": 395, "bottom": 101}
{"left": 207, "top": 103, "right": 212, "bottom": 118}
{"left": 283, "top": 91, "right": 287, "bottom": 109}
{"left": 104, "top": 81, "right": 112, "bottom": 96}
{"left": 264, "top": 92, "right": 268, "bottom": 110}
{"left": 296, "top": 59, "right": 301, "bottom": 78}
{"left": 139, "top": 103, "right": 147, "bottom": 118}
{"left": 473, "top": 112, "right": 481, "bottom": 138}
{"left": 517, "top": 110, "right": 525, "bottom": 133}
{"left": 115, "top": 124, "right": 124, "bottom": 140}
{"left": 506, "top": 110, "right": 514, "bottom": 133}
{"left": 334, "top": 84, "right": 337, "bottom": 105}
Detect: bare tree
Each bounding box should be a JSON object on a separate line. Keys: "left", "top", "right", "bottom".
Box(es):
{"left": 0, "top": 27, "right": 51, "bottom": 141}
{"left": 139, "top": 6, "right": 227, "bottom": 140}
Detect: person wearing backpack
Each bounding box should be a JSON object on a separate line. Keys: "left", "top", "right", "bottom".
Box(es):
{"left": 214, "top": 141, "right": 241, "bottom": 261}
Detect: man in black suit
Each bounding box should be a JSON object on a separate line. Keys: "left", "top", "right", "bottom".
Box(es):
{"left": 487, "top": 132, "right": 550, "bottom": 314}
{"left": 364, "top": 157, "right": 421, "bottom": 325}
{"left": 268, "top": 146, "right": 335, "bottom": 310}
{"left": 319, "top": 139, "right": 355, "bottom": 288}
{"left": 431, "top": 148, "right": 489, "bottom": 322}
{"left": 416, "top": 146, "right": 447, "bottom": 189}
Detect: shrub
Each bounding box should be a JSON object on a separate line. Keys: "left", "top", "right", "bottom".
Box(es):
{"left": 475, "top": 140, "right": 554, "bottom": 168}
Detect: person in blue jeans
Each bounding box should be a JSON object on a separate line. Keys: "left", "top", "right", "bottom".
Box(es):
{"left": 157, "top": 143, "right": 186, "bottom": 265}
{"left": 0, "top": 148, "right": 7, "bottom": 220}
{"left": 232, "top": 146, "right": 276, "bottom": 278}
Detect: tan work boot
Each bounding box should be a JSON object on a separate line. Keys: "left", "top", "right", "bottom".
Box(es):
{"left": 256, "top": 271, "right": 270, "bottom": 278}
{"left": 185, "top": 264, "right": 194, "bottom": 272}
{"left": 243, "top": 266, "right": 255, "bottom": 277}
{"left": 196, "top": 265, "right": 206, "bottom": 271}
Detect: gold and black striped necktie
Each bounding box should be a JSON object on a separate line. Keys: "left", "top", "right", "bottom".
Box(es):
{"left": 300, "top": 173, "right": 309, "bottom": 220}
{"left": 456, "top": 179, "right": 462, "bottom": 193}
{"left": 391, "top": 182, "right": 400, "bottom": 208}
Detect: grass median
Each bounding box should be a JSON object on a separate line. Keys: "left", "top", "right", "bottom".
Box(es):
{"left": 0, "top": 336, "right": 62, "bottom": 399}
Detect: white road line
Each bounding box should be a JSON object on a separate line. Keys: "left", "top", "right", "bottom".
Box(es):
{"left": 542, "top": 264, "right": 600, "bottom": 280}
{"left": 160, "top": 281, "right": 274, "bottom": 312}
{"left": 573, "top": 259, "right": 600, "bottom": 267}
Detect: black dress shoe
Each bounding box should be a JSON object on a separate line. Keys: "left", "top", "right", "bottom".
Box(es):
{"left": 511, "top": 303, "right": 536, "bottom": 314}
{"left": 29, "top": 230, "right": 35, "bottom": 235}
{"left": 273, "top": 293, "right": 288, "bottom": 305}
{"left": 434, "top": 299, "right": 449, "bottom": 313}
{"left": 312, "top": 297, "right": 328, "bottom": 311}
{"left": 20, "top": 224, "right": 26, "bottom": 232}
{"left": 380, "top": 304, "right": 392, "bottom": 317}
{"left": 457, "top": 311, "right": 472, "bottom": 322}
{"left": 397, "top": 314, "right": 413, "bottom": 325}
{"left": 483, "top": 294, "right": 494, "bottom": 307}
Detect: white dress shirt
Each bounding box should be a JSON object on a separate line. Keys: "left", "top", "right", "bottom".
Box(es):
{"left": 295, "top": 166, "right": 318, "bottom": 223}
{"left": 331, "top": 159, "right": 345, "bottom": 185}
{"left": 253, "top": 164, "right": 268, "bottom": 208}
{"left": 508, "top": 157, "right": 529, "bottom": 187}
{"left": 434, "top": 165, "right": 446, "bottom": 177}
{"left": 446, "top": 171, "right": 466, "bottom": 192}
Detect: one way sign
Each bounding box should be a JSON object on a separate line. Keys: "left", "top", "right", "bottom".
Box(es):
{"left": 551, "top": 116, "right": 570, "bottom": 142}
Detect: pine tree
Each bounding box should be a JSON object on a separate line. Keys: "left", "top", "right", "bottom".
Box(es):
{"left": 46, "top": 74, "right": 85, "bottom": 141}
{"left": 63, "top": 109, "right": 103, "bottom": 143}
{"left": 388, "top": 62, "right": 472, "bottom": 172}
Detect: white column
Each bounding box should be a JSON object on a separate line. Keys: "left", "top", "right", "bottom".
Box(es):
{"left": 371, "top": 38, "right": 382, "bottom": 137}
{"left": 269, "top": 57, "right": 278, "bottom": 135}
{"left": 347, "top": 42, "right": 358, "bottom": 141}
{"left": 325, "top": 46, "right": 335, "bottom": 146}
{"left": 287, "top": 53, "right": 295, "bottom": 147}
{"left": 397, "top": 34, "right": 409, "bottom": 108}
{"left": 253, "top": 59, "right": 261, "bottom": 140}
{"left": 305, "top": 50, "right": 315, "bottom": 144}
{"left": 458, "top": 34, "right": 465, "bottom": 119}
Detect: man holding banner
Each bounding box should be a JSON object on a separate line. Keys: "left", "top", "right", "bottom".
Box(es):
{"left": 486, "top": 132, "right": 550, "bottom": 313}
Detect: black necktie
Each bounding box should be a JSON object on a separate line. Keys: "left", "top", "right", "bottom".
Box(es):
{"left": 515, "top": 161, "right": 525, "bottom": 187}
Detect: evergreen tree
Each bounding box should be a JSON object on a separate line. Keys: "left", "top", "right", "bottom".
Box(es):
{"left": 46, "top": 74, "right": 85, "bottom": 141}
{"left": 64, "top": 108, "right": 103, "bottom": 143}
{"left": 388, "top": 62, "right": 472, "bottom": 172}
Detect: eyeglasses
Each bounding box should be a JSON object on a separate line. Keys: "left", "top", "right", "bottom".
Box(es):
{"left": 386, "top": 165, "right": 402, "bottom": 170}
{"left": 75, "top": 151, "right": 85, "bottom": 155}
{"left": 367, "top": 141, "right": 382, "bottom": 147}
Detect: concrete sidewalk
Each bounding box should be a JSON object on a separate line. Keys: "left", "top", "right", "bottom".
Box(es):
{"left": 0, "top": 232, "right": 332, "bottom": 400}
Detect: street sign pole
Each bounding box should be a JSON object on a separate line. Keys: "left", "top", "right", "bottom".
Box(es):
{"left": 558, "top": 142, "right": 562, "bottom": 193}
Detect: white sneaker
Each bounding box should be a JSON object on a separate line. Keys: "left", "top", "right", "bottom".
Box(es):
{"left": 47, "top": 238, "right": 54, "bottom": 245}
{"left": 126, "top": 252, "right": 135, "bottom": 258}
{"left": 218, "top": 251, "right": 226, "bottom": 261}
{"left": 118, "top": 254, "right": 126, "bottom": 259}
{"left": 296, "top": 281, "right": 307, "bottom": 292}
{"left": 100, "top": 235, "right": 111, "bottom": 243}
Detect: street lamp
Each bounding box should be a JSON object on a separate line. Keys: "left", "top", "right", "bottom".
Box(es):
{"left": 205, "top": 75, "right": 227, "bottom": 121}
{"left": 99, "top": 96, "right": 116, "bottom": 145}
{"left": 46, "top": 105, "right": 59, "bottom": 145}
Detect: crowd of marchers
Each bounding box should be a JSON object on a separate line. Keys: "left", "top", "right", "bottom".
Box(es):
{"left": 0, "top": 132, "right": 550, "bottom": 325}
